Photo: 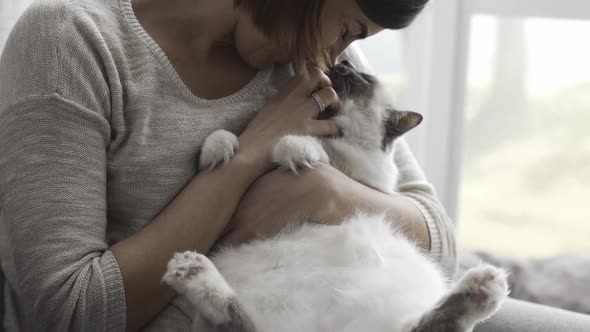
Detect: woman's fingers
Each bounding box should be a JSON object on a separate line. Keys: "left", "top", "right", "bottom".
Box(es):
{"left": 307, "top": 119, "right": 341, "bottom": 137}
{"left": 294, "top": 67, "right": 332, "bottom": 97}
{"left": 304, "top": 85, "right": 341, "bottom": 137}
{"left": 307, "top": 87, "right": 340, "bottom": 116}
{"left": 311, "top": 67, "right": 333, "bottom": 90}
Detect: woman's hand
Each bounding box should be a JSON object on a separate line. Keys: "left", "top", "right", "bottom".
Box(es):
{"left": 236, "top": 68, "right": 341, "bottom": 173}
{"left": 220, "top": 164, "right": 339, "bottom": 245}
{"left": 221, "top": 163, "right": 431, "bottom": 250}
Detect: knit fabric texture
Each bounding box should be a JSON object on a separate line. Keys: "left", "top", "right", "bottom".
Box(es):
{"left": 0, "top": 0, "right": 456, "bottom": 330}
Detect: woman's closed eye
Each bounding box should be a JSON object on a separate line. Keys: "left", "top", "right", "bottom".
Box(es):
{"left": 341, "top": 26, "right": 352, "bottom": 41}
{"left": 341, "top": 20, "right": 369, "bottom": 42}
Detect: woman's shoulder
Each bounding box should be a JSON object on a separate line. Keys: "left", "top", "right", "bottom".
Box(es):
{"left": 12, "top": 0, "right": 122, "bottom": 34}
{"left": 4, "top": 0, "right": 127, "bottom": 64}
{"left": 0, "top": 0, "right": 126, "bottom": 116}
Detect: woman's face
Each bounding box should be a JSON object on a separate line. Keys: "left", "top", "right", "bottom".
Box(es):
{"left": 233, "top": 0, "right": 384, "bottom": 68}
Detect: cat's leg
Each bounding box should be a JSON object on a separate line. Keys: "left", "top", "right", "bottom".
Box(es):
{"left": 163, "top": 251, "right": 257, "bottom": 332}
{"left": 198, "top": 130, "right": 239, "bottom": 171}
{"left": 403, "top": 265, "right": 509, "bottom": 332}
{"left": 272, "top": 135, "right": 329, "bottom": 173}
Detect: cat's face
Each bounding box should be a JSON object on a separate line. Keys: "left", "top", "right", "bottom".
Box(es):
{"left": 325, "top": 61, "right": 423, "bottom": 151}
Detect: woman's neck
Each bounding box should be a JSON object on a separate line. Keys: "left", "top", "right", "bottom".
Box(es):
{"left": 132, "top": 0, "right": 237, "bottom": 58}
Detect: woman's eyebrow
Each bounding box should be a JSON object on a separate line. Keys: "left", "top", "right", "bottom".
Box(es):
{"left": 356, "top": 19, "right": 368, "bottom": 39}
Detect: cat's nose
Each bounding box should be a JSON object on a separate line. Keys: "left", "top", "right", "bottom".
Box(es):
{"left": 327, "top": 60, "right": 353, "bottom": 78}
{"left": 326, "top": 60, "right": 355, "bottom": 85}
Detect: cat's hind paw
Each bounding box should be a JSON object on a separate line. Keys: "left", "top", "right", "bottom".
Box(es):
{"left": 199, "top": 130, "right": 239, "bottom": 171}
{"left": 457, "top": 265, "right": 510, "bottom": 322}
{"left": 162, "top": 251, "right": 214, "bottom": 293}
{"left": 272, "top": 135, "right": 329, "bottom": 174}
{"left": 163, "top": 251, "right": 242, "bottom": 327}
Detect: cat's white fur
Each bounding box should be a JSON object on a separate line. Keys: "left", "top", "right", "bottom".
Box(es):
{"left": 164, "top": 72, "right": 508, "bottom": 332}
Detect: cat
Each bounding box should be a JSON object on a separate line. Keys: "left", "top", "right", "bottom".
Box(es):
{"left": 162, "top": 60, "right": 509, "bottom": 332}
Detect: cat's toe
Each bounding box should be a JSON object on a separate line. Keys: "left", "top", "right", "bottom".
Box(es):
{"left": 198, "top": 130, "right": 239, "bottom": 171}
{"left": 162, "top": 251, "right": 211, "bottom": 291}
{"left": 272, "top": 135, "right": 329, "bottom": 174}
{"left": 460, "top": 265, "right": 510, "bottom": 319}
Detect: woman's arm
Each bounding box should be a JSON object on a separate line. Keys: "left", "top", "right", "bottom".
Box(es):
{"left": 306, "top": 141, "right": 457, "bottom": 273}
{"left": 111, "top": 152, "right": 265, "bottom": 331}
{"left": 2, "top": 54, "right": 337, "bottom": 332}
{"left": 315, "top": 165, "right": 431, "bottom": 250}
{"left": 225, "top": 145, "right": 454, "bottom": 277}
{"left": 225, "top": 163, "right": 430, "bottom": 249}
{"left": 393, "top": 138, "right": 457, "bottom": 278}
{"left": 0, "top": 95, "right": 266, "bottom": 331}
{"left": 117, "top": 71, "right": 338, "bottom": 331}
{"left": 0, "top": 86, "right": 338, "bottom": 332}
{"left": 1, "top": 3, "right": 339, "bottom": 331}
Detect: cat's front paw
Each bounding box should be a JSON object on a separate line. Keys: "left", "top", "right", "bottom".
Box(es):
{"left": 272, "top": 135, "right": 329, "bottom": 174}
{"left": 199, "top": 130, "right": 239, "bottom": 171}
{"left": 457, "top": 265, "right": 509, "bottom": 322}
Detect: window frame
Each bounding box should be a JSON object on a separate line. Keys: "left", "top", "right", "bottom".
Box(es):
{"left": 403, "top": 0, "right": 590, "bottom": 220}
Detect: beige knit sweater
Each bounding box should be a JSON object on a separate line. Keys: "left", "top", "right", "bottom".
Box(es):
{"left": 0, "top": 0, "right": 456, "bottom": 330}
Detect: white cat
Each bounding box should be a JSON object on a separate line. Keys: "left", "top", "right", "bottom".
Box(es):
{"left": 163, "top": 61, "right": 509, "bottom": 332}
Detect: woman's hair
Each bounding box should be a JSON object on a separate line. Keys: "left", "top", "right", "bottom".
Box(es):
{"left": 235, "top": 0, "right": 329, "bottom": 73}
{"left": 235, "top": 0, "right": 429, "bottom": 72}
{"left": 357, "top": 0, "right": 429, "bottom": 30}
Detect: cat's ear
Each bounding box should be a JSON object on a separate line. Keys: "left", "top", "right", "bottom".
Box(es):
{"left": 394, "top": 110, "right": 423, "bottom": 134}
{"left": 382, "top": 109, "right": 423, "bottom": 149}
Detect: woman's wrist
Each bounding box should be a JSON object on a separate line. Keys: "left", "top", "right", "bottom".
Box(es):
{"left": 228, "top": 148, "right": 270, "bottom": 181}
{"left": 297, "top": 164, "right": 342, "bottom": 222}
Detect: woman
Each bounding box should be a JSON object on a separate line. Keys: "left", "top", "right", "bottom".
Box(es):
{"left": 0, "top": 0, "right": 455, "bottom": 330}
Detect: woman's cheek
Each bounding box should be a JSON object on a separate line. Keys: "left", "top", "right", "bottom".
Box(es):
{"left": 320, "top": 28, "right": 349, "bottom": 62}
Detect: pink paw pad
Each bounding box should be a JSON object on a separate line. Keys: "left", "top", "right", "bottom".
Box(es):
{"left": 463, "top": 266, "right": 509, "bottom": 310}
{"left": 165, "top": 251, "right": 209, "bottom": 283}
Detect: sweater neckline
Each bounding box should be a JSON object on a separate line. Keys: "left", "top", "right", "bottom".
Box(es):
{"left": 119, "top": 0, "right": 273, "bottom": 106}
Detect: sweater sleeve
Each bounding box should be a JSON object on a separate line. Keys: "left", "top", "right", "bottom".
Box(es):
{"left": 0, "top": 96, "right": 125, "bottom": 331}
{"left": 393, "top": 139, "right": 458, "bottom": 279}
{"left": 340, "top": 44, "right": 458, "bottom": 279}
{"left": 0, "top": 1, "right": 126, "bottom": 330}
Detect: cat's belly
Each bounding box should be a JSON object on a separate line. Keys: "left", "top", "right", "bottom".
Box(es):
{"left": 211, "top": 213, "right": 448, "bottom": 332}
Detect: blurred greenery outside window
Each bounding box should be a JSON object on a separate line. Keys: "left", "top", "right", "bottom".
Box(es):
{"left": 459, "top": 15, "right": 590, "bottom": 258}
{"left": 360, "top": 17, "right": 590, "bottom": 258}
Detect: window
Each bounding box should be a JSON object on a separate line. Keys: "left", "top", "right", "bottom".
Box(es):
{"left": 357, "top": 31, "right": 430, "bottom": 157}
{"left": 458, "top": 16, "right": 590, "bottom": 257}
{"left": 359, "top": 0, "right": 590, "bottom": 257}
{"left": 357, "top": 32, "right": 407, "bottom": 105}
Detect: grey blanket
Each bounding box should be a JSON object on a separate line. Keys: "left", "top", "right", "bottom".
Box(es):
{"left": 459, "top": 251, "right": 590, "bottom": 315}
{"left": 1, "top": 263, "right": 4, "bottom": 325}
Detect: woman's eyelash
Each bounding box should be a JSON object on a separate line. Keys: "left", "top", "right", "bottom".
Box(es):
{"left": 341, "top": 27, "right": 350, "bottom": 40}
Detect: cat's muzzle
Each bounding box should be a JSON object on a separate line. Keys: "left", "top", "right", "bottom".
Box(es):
{"left": 326, "top": 60, "right": 374, "bottom": 100}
